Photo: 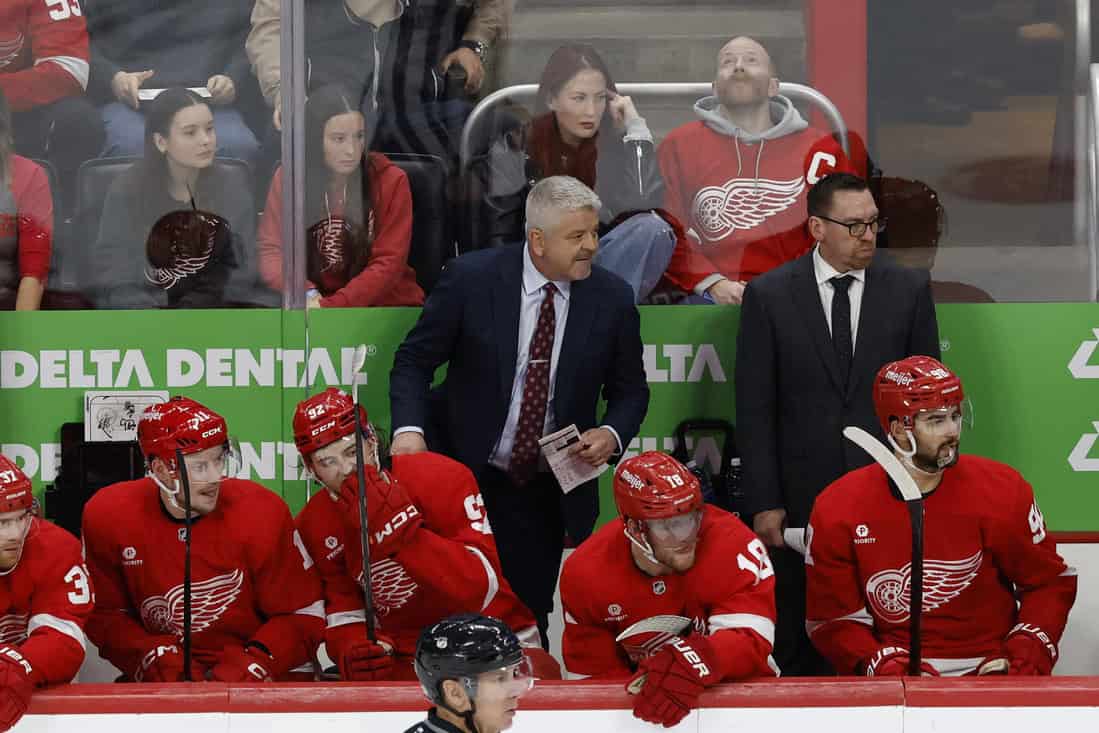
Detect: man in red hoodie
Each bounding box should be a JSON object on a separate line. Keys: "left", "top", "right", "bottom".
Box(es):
{"left": 658, "top": 36, "right": 855, "bottom": 304}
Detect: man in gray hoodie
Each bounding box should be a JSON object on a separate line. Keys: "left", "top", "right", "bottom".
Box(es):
{"left": 657, "top": 37, "right": 854, "bottom": 304}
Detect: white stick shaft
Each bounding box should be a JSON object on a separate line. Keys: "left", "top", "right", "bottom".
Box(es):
{"left": 842, "top": 426, "right": 923, "bottom": 502}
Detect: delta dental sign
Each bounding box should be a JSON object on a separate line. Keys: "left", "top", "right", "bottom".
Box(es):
{"left": 0, "top": 348, "right": 369, "bottom": 390}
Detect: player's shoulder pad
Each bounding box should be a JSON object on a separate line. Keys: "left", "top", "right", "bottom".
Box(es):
{"left": 698, "top": 505, "right": 758, "bottom": 550}
{"left": 27, "top": 518, "right": 83, "bottom": 561}
{"left": 956, "top": 454, "right": 1031, "bottom": 503}
{"left": 82, "top": 477, "right": 151, "bottom": 518}
{"left": 391, "top": 451, "right": 476, "bottom": 502}
{"left": 219, "top": 478, "right": 293, "bottom": 522}
{"left": 562, "top": 518, "right": 622, "bottom": 580}
{"left": 814, "top": 463, "right": 883, "bottom": 517}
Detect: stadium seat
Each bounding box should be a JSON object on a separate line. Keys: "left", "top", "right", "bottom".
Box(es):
{"left": 386, "top": 152, "right": 454, "bottom": 294}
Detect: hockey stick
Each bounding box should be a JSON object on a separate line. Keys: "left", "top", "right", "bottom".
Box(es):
{"left": 350, "top": 344, "right": 377, "bottom": 642}
{"left": 174, "top": 448, "right": 194, "bottom": 682}
{"left": 842, "top": 426, "right": 924, "bottom": 677}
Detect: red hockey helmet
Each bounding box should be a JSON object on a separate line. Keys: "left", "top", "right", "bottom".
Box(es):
{"left": 874, "top": 356, "right": 965, "bottom": 434}
{"left": 0, "top": 455, "right": 33, "bottom": 514}
{"left": 137, "top": 396, "right": 229, "bottom": 466}
{"left": 613, "top": 451, "right": 703, "bottom": 522}
{"left": 292, "top": 388, "right": 368, "bottom": 460}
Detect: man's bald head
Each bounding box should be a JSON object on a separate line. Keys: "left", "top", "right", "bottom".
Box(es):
{"left": 717, "top": 36, "right": 777, "bottom": 77}
{"left": 714, "top": 36, "right": 780, "bottom": 110}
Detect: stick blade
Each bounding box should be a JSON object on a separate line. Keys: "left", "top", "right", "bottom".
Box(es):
{"left": 842, "top": 426, "right": 923, "bottom": 502}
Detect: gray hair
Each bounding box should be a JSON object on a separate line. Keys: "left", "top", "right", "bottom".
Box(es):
{"left": 525, "top": 176, "right": 602, "bottom": 234}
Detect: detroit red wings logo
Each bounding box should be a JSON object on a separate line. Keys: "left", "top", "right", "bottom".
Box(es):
{"left": 144, "top": 247, "right": 214, "bottom": 289}
{"left": 691, "top": 176, "right": 804, "bottom": 242}
{"left": 139, "top": 569, "right": 244, "bottom": 635}
{"left": 0, "top": 32, "right": 23, "bottom": 70}
{"left": 866, "top": 551, "right": 983, "bottom": 624}
{"left": 0, "top": 614, "right": 28, "bottom": 645}
{"left": 357, "top": 558, "right": 417, "bottom": 616}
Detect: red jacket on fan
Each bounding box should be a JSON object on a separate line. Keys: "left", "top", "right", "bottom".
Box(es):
{"left": 0, "top": 0, "right": 91, "bottom": 111}
{"left": 658, "top": 94, "right": 854, "bottom": 292}
{"left": 257, "top": 153, "right": 425, "bottom": 307}
{"left": 0, "top": 155, "right": 53, "bottom": 307}
{"left": 806, "top": 456, "right": 1077, "bottom": 675}
{"left": 295, "top": 451, "right": 544, "bottom": 678}
{"left": 82, "top": 478, "right": 325, "bottom": 680}
{"left": 0, "top": 519, "right": 93, "bottom": 685}
{"left": 560, "top": 505, "right": 777, "bottom": 680}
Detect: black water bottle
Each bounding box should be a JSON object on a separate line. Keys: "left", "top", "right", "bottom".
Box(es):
{"left": 726, "top": 456, "right": 744, "bottom": 517}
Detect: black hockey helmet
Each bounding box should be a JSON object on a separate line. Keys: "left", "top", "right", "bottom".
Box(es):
{"left": 414, "top": 613, "right": 525, "bottom": 705}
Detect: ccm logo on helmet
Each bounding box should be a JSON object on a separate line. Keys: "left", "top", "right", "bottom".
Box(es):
{"left": 671, "top": 638, "right": 710, "bottom": 678}
{"left": 883, "top": 369, "right": 914, "bottom": 387}
{"left": 620, "top": 470, "right": 645, "bottom": 490}
{"left": 310, "top": 419, "right": 336, "bottom": 437}
{"left": 373, "top": 506, "right": 420, "bottom": 544}
{"left": 200, "top": 426, "right": 223, "bottom": 439}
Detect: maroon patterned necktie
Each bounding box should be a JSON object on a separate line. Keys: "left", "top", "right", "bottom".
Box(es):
{"left": 508, "top": 283, "right": 557, "bottom": 485}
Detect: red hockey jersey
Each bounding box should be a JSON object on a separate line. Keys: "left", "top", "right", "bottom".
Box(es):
{"left": 295, "top": 451, "right": 539, "bottom": 667}
{"left": 659, "top": 96, "right": 854, "bottom": 291}
{"left": 806, "top": 456, "right": 1077, "bottom": 675}
{"left": 0, "top": 0, "right": 90, "bottom": 111}
{"left": 559, "top": 505, "right": 777, "bottom": 680}
{"left": 82, "top": 478, "right": 324, "bottom": 680}
{"left": 0, "top": 519, "right": 92, "bottom": 686}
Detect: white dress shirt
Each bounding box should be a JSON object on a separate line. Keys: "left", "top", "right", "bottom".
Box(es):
{"left": 812, "top": 244, "right": 866, "bottom": 347}
{"left": 488, "top": 247, "right": 573, "bottom": 470}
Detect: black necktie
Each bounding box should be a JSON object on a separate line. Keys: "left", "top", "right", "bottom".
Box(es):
{"left": 831, "top": 275, "right": 854, "bottom": 383}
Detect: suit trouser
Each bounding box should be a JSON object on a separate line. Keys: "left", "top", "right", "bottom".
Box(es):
{"left": 771, "top": 544, "right": 834, "bottom": 676}
{"left": 478, "top": 465, "right": 598, "bottom": 648}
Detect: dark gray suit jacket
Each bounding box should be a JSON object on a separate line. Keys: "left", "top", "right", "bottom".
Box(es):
{"left": 735, "top": 250, "right": 940, "bottom": 528}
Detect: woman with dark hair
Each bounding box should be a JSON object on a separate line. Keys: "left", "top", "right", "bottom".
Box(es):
{"left": 258, "top": 85, "right": 423, "bottom": 308}
{"left": 475, "top": 44, "right": 674, "bottom": 302}
{"left": 0, "top": 89, "right": 52, "bottom": 310}
{"left": 92, "top": 88, "right": 258, "bottom": 309}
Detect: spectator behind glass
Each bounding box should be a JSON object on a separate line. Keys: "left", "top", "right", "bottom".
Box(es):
{"left": 91, "top": 88, "right": 258, "bottom": 309}
{"left": 0, "top": 0, "right": 104, "bottom": 215}
{"left": 473, "top": 44, "right": 674, "bottom": 303}
{"left": 0, "top": 89, "right": 51, "bottom": 310}
{"left": 84, "top": 0, "right": 261, "bottom": 168}
{"left": 257, "top": 85, "right": 424, "bottom": 308}
{"left": 657, "top": 36, "right": 857, "bottom": 305}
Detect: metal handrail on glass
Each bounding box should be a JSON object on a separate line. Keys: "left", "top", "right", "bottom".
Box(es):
{"left": 1088, "top": 63, "right": 1099, "bottom": 300}
{"left": 458, "top": 81, "right": 850, "bottom": 174}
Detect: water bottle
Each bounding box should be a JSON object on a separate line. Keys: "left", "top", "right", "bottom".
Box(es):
{"left": 726, "top": 456, "right": 744, "bottom": 517}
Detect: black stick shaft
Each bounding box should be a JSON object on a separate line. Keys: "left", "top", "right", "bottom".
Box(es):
{"left": 907, "top": 500, "right": 924, "bottom": 676}
{"left": 354, "top": 417, "right": 377, "bottom": 641}
{"left": 175, "top": 448, "right": 193, "bottom": 682}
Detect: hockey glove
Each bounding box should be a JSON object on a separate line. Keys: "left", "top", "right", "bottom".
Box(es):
{"left": 135, "top": 641, "right": 185, "bottom": 682}
{"left": 339, "top": 634, "right": 396, "bottom": 681}
{"left": 1004, "top": 623, "right": 1057, "bottom": 676}
{"left": 209, "top": 644, "right": 274, "bottom": 682}
{"left": 0, "top": 647, "right": 34, "bottom": 732}
{"left": 338, "top": 467, "right": 423, "bottom": 559}
{"left": 627, "top": 634, "right": 720, "bottom": 728}
{"left": 861, "top": 646, "right": 939, "bottom": 676}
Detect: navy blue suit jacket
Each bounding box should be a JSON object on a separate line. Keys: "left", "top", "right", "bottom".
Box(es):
{"left": 389, "top": 244, "right": 650, "bottom": 532}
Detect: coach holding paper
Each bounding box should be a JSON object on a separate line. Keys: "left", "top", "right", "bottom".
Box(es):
{"left": 390, "top": 175, "right": 649, "bottom": 641}
{"left": 735, "top": 172, "right": 940, "bottom": 676}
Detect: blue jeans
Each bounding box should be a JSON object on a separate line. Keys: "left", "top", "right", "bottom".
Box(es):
{"left": 100, "top": 102, "right": 260, "bottom": 169}
{"left": 592, "top": 211, "right": 677, "bottom": 304}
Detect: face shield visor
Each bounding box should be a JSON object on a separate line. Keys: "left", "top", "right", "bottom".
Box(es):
{"left": 470, "top": 655, "right": 536, "bottom": 702}
{"left": 644, "top": 509, "right": 703, "bottom": 545}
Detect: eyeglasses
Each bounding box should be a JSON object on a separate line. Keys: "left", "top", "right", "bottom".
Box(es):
{"left": 814, "top": 215, "right": 887, "bottom": 238}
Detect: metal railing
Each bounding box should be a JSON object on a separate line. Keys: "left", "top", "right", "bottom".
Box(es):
{"left": 1088, "top": 62, "right": 1099, "bottom": 300}
{"left": 459, "top": 81, "right": 850, "bottom": 173}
